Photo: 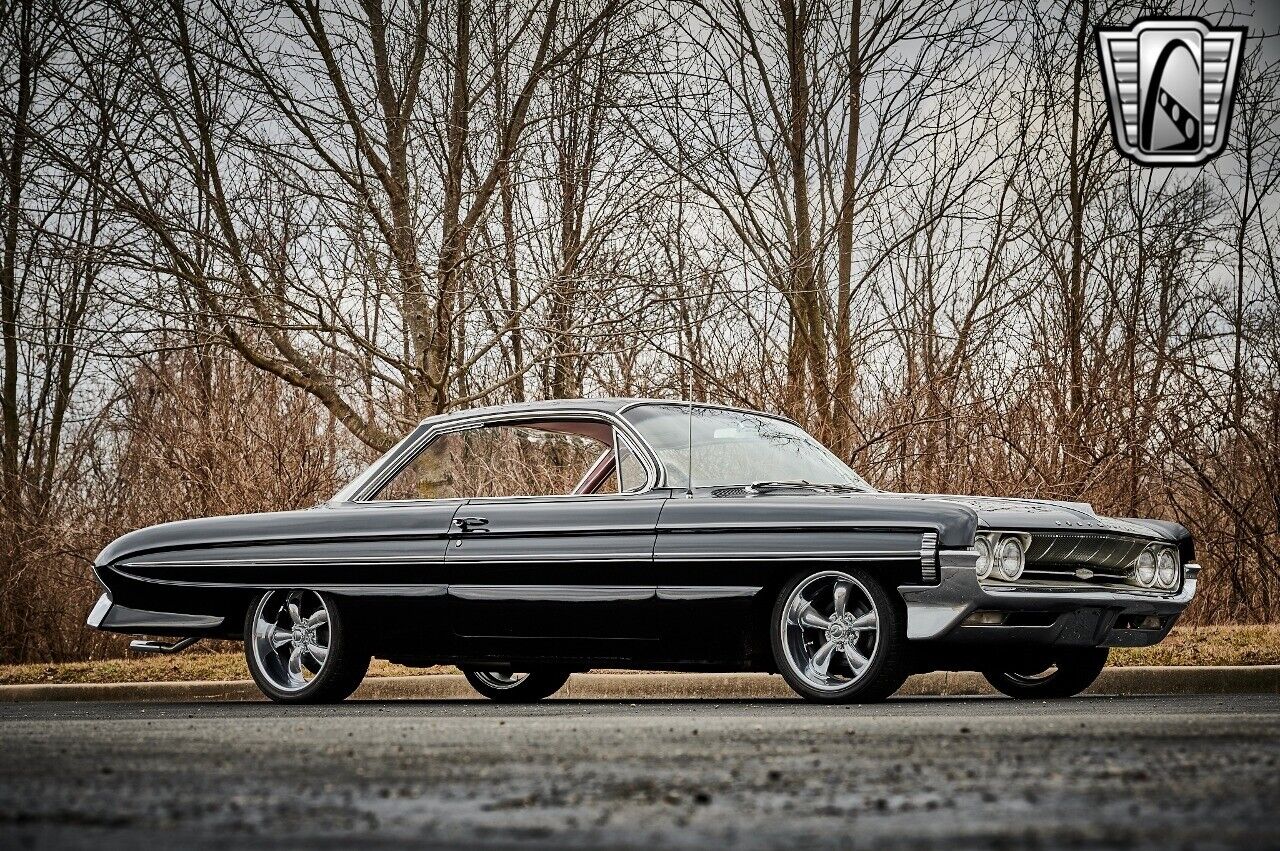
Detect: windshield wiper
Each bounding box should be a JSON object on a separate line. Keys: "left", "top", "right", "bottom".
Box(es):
{"left": 745, "top": 480, "right": 865, "bottom": 494}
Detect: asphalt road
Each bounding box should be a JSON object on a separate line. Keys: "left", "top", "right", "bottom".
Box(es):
{"left": 1, "top": 694, "right": 1278, "bottom": 850}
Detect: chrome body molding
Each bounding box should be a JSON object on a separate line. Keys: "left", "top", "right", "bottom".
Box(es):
{"left": 86, "top": 593, "right": 113, "bottom": 628}
{"left": 449, "top": 585, "right": 652, "bottom": 603}
{"left": 656, "top": 585, "right": 762, "bottom": 601}
{"left": 919, "top": 532, "right": 939, "bottom": 583}
{"left": 653, "top": 550, "right": 920, "bottom": 562}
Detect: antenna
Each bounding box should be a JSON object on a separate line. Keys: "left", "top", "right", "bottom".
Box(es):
{"left": 684, "top": 399, "right": 694, "bottom": 498}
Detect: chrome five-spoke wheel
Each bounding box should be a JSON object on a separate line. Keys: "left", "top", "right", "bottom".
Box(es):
{"left": 771, "top": 567, "right": 907, "bottom": 703}
{"left": 243, "top": 589, "right": 370, "bottom": 704}
{"left": 251, "top": 589, "right": 331, "bottom": 692}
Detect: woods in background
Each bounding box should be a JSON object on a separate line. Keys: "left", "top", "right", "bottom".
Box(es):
{"left": 1, "top": 0, "right": 1277, "bottom": 661}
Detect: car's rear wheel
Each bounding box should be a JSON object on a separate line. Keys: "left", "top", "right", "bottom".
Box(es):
{"left": 771, "top": 567, "right": 908, "bottom": 704}
{"left": 461, "top": 669, "right": 571, "bottom": 703}
{"left": 982, "top": 647, "right": 1109, "bottom": 699}
{"left": 244, "top": 589, "right": 370, "bottom": 704}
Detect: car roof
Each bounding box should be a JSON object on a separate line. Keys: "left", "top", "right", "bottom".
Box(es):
{"left": 419, "top": 398, "right": 794, "bottom": 426}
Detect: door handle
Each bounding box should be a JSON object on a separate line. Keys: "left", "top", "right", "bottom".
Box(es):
{"left": 452, "top": 516, "right": 489, "bottom": 533}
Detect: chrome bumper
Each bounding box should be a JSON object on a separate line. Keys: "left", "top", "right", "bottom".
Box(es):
{"left": 899, "top": 549, "right": 1198, "bottom": 643}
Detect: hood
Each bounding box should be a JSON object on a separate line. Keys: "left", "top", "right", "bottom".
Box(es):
{"left": 890, "top": 492, "right": 1190, "bottom": 551}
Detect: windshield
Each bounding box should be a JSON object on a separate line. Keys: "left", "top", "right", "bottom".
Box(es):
{"left": 622, "top": 404, "right": 872, "bottom": 490}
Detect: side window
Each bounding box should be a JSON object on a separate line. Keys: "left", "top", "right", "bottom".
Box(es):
{"left": 370, "top": 420, "right": 628, "bottom": 501}
{"left": 616, "top": 436, "right": 646, "bottom": 493}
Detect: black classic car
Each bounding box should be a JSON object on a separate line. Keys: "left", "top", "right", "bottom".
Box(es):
{"left": 87, "top": 399, "right": 1198, "bottom": 704}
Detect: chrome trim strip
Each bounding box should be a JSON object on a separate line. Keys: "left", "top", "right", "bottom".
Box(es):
{"left": 655, "top": 551, "right": 919, "bottom": 561}
{"left": 660, "top": 522, "right": 928, "bottom": 532}
{"left": 449, "top": 584, "right": 653, "bottom": 602}
{"left": 121, "top": 558, "right": 447, "bottom": 568}
{"left": 86, "top": 593, "right": 112, "bottom": 628}
{"left": 108, "top": 568, "right": 448, "bottom": 595}
{"left": 657, "top": 585, "right": 762, "bottom": 600}
{"left": 920, "top": 532, "right": 939, "bottom": 583}
{"left": 448, "top": 554, "right": 652, "bottom": 563}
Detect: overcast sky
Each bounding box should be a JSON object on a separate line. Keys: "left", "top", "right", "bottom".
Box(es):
{"left": 1210, "top": 0, "right": 1280, "bottom": 62}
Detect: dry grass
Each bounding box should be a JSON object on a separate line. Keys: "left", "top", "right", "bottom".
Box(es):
{"left": 1, "top": 625, "right": 1277, "bottom": 686}
{"left": 1108, "top": 625, "right": 1280, "bottom": 667}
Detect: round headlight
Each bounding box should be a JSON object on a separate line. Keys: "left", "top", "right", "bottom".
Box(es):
{"left": 1134, "top": 548, "right": 1157, "bottom": 587}
{"left": 996, "top": 537, "right": 1025, "bottom": 581}
{"left": 1156, "top": 549, "right": 1178, "bottom": 589}
{"left": 974, "top": 537, "right": 993, "bottom": 579}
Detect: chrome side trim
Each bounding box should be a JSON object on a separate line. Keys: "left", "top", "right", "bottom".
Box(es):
{"left": 449, "top": 585, "right": 653, "bottom": 602}
{"left": 121, "top": 558, "right": 448, "bottom": 568}
{"left": 655, "top": 550, "right": 919, "bottom": 562}
{"left": 108, "top": 568, "right": 447, "bottom": 596}
{"left": 448, "top": 553, "right": 652, "bottom": 564}
{"left": 657, "top": 585, "right": 762, "bottom": 600}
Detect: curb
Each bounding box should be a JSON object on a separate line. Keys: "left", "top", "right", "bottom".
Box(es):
{"left": 0, "top": 665, "right": 1276, "bottom": 703}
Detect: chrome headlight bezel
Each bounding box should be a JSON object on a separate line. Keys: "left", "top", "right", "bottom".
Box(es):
{"left": 1133, "top": 547, "right": 1158, "bottom": 587}
{"left": 974, "top": 536, "right": 993, "bottom": 580}
{"left": 1130, "top": 544, "right": 1181, "bottom": 591}
{"left": 973, "top": 531, "right": 1029, "bottom": 583}
{"left": 1155, "top": 548, "right": 1179, "bottom": 590}
{"left": 995, "top": 535, "right": 1026, "bottom": 581}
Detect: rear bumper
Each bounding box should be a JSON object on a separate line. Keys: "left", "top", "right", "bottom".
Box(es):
{"left": 899, "top": 550, "right": 1198, "bottom": 648}
{"left": 86, "top": 592, "right": 225, "bottom": 636}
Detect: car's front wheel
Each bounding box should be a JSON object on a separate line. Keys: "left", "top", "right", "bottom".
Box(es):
{"left": 771, "top": 567, "right": 908, "bottom": 703}
{"left": 982, "top": 647, "right": 1109, "bottom": 699}
{"left": 244, "top": 589, "right": 370, "bottom": 704}
{"left": 461, "top": 669, "right": 571, "bottom": 703}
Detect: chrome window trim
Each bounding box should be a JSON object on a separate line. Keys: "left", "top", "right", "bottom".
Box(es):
{"left": 345, "top": 408, "right": 662, "bottom": 505}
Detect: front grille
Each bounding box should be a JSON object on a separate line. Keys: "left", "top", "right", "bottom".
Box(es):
{"left": 1020, "top": 532, "right": 1162, "bottom": 590}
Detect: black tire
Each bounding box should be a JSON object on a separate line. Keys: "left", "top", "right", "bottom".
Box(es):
{"left": 243, "top": 589, "right": 371, "bottom": 704}
{"left": 982, "top": 647, "right": 1109, "bottom": 699}
{"left": 461, "top": 668, "right": 571, "bottom": 703}
{"left": 770, "top": 566, "right": 909, "bottom": 704}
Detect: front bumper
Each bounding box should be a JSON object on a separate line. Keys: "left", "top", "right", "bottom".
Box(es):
{"left": 899, "top": 550, "right": 1198, "bottom": 647}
